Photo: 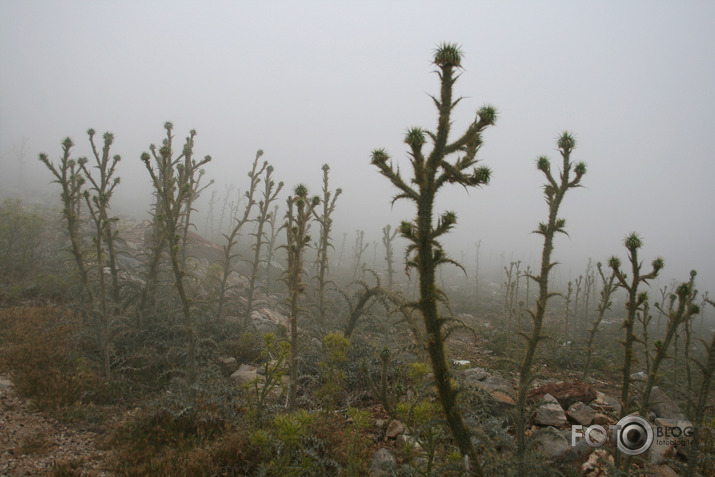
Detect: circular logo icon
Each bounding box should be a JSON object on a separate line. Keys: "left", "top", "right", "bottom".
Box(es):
{"left": 615, "top": 415, "right": 653, "bottom": 456}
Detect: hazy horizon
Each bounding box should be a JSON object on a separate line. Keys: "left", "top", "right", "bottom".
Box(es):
{"left": 2, "top": 0, "right": 714, "bottom": 297}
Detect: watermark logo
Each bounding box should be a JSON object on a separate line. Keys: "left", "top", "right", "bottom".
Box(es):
{"left": 571, "top": 415, "right": 654, "bottom": 456}
{"left": 613, "top": 416, "right": 654, "bottom": 455}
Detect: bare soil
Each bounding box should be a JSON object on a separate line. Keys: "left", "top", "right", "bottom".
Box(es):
{"left": 0, "top": 375, "right": 113, "bottom": 476}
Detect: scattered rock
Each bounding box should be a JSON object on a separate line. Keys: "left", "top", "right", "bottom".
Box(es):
{"left": 533, "top": 426, "right": 570, "bottom": 458}
{"left": 566, "top": 402, "right": 596, "bottom": 426}
{"left": 489, "top": 390, "right": 516, "bottom": 408}
{"left": 369, "top": 448, "right": 397, "bottom": 477}
{"left": 534, "top": 394, "right": 567, "bottom": 427}
{"left": 229, "top": 364, "right": 258, "bottom": 383}
{"left": 650, "top": 465, "right": 680, "bottom": 477}
{"left": 592, "top": 413, "right": 612, "bottom": 426}
{"left": 396, "top": 434, "right": 421, "bottom": 451}
{"left": 648, "top": 432, "right": 676, "bottom": 465}
{"left": 631, "top": 371, "right": 647, "bottom": 381}
{"left": 385, "top": 420, "right": 405, "bottom": 439}
{"left": 217, "top": 356, "right": 238, "bottom": 375}
{"left": 528, "top": 379, "right": 597, "bottom": 409}
{"left": 557, "top": 436, "right": 594, "bottom": 466}
{"left": 648, "top": 387, "right": 685, "bottom": 420}
{"left": 460, "top": 367, "right": 491, "bottom": 384}
{"left": 581, "top": 449, "right": 613, "bottom": 477}
{"left": 453, "top": 359, "right": 470, "bottom": 366}
{"left": 591, "top": 391, "right": 621, "bottom": 416}
{"left": 475, "top": 375, "right": 513, "bottom": 396}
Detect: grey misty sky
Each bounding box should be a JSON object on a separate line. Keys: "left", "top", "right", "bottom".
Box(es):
{"left": 1, "top": 0, "right": 714, "bottom": 293}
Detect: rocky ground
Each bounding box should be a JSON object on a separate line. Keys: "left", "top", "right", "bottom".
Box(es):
{"left": 0, "top": 375, "right": 113, "bottom": 476}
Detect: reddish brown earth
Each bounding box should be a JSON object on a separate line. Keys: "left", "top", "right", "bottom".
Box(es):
{"left": 0, "top": 375, "right": 113, "bottom": 476}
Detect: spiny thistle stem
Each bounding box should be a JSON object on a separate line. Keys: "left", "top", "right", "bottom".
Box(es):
{"left": 515, "top": 132, "right": 586, "bottom": 475}
{"left": 283, "top": 184, "right": 320, "bottom": 410}
{"left": 371, "top": 43, "right": 496, "bottom": 476}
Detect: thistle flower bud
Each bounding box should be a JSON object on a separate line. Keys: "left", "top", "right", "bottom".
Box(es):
{"left": 624, "top": 232, "right": 643, "bottom": 251}
{"left": 405, "top": 127, "right": 425, "bottom": 147}
{"left": 433, "top": 42, "right": 463, "bottom": 68}
{"left": 536, "top": 156, "right": 550, "bottom": 172}
{"left": 294, "top": 184, "right": 308, "bottom": 198}
{"left": 477, "top": 105, "right": 497, "bottom": 126}
{"left": 371, "top": 149, "right": 389, "bottom": 165}
{"left": 557, "top": 131, "right": 576, "bottom": 150}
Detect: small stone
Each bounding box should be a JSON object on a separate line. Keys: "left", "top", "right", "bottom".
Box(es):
{"left": 369, "top": 448, "right": 397, "bottom": 477}
{"left": 385, "top": 420, "right": 405, "bottom": 439}
{"left": 533, "top": 426, "right": 570, "bottom": 458}
{"left": 581, "top": 449, "right": 613, "bottom": 477}
{"left": 592, "top": 413, "right": 612, "bottom": 426}
{"left": 229, "top": 364, "right": 258, "bottom": 383}
{"left": 648, "top": 387, "right": 685, "bottom": 420}
{"left": 534, "top": 395, "right": 567, "bottom": 427}
{"left": 630, "top": 371, "right": 647, "bottom": 381}
{"left": 567, "top": 402, "right": 596, "bottom": 426}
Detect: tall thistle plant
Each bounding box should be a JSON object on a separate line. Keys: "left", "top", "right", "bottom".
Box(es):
{"left": 314, "top": 164, "right": 341, "bottom": 327}
{"left": 283, "top": 184, "right": 320, "bottom": 410}
{"left": 216, "top": 151, "right": 266, "bottom": 321}
{"left": 514, "top": 132, "right": 586, "bottom": 474}
{"left": 608, "top": 233, "right": 663, "bottom": 417}
{"left": 371, "top": 43, "right": 496, "bottom": 476}
{"left": 141, "top": 122, "right": 211, "bottom": 383}
{"left": 78, "top": 130, "right": 122, "bottom": 377}
{"left": 608, "top": 233, "right": 663, "bottom": 471}
{"left": 245, "top": 164, "right": 283, "bottom": 326}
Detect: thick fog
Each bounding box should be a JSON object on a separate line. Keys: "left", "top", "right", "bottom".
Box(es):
{"left": 1, "top": 0, "right": 714, "bottom": 294}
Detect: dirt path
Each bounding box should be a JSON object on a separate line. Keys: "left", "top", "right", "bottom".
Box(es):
{"left": 0, "top": 375, "right": 113, "bottom": 476}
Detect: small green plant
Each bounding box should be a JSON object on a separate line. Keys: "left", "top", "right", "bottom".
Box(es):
{"left": 244, "top": 333, "right": 290, "bottom": 426}
{"left": 345, "top": 406, "right": 371, "bottom": 475}
{"left": 363, "top": 347, "right": 401, "bottom": 418}
{"left": 317, "top": 331, "right": 350, "bottom": 411}
{"left": 0, "top": 199, "right": 45, "bottom": 281}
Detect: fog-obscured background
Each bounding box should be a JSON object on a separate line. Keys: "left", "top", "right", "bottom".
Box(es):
{"left": 2, "top": 0, "right": 713, "bottom": 293}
